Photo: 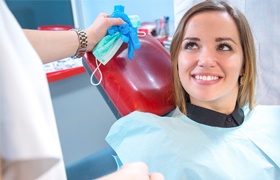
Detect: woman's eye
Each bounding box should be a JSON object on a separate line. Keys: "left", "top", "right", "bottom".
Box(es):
{"left": 185, "top": 42, "right": 198, "bottom": 50}
{"left": 218, "top": 43, "right": 232, "bottom": 51}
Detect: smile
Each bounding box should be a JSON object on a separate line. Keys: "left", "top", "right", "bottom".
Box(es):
{"left": 194, "top": 75, "right": 220, "bottom": 81}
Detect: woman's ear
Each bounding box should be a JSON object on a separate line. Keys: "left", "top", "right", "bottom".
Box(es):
{"left": 239, "top": 66, "right": 245, "bottom": 86}
{"left": 240, "top": 59, "right": 245, "bottom": 76}
{"left": 239, "top": 69, "right": 245, "bottom": 76}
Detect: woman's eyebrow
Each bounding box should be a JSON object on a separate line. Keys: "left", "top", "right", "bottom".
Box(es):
{"left": 183, "top": 37, "right": 200, "bottom": 41}
{"left": 216, "top": 37, "right": 237, "bottom": 44}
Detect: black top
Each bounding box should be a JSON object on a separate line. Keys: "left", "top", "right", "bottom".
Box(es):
{"left": 186, "top": 103, "right": 244, "bottom": 128}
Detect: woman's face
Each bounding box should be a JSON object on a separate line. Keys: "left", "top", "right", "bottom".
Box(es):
{"left": 178, "top": 11, "right": 244, "bottom": 113}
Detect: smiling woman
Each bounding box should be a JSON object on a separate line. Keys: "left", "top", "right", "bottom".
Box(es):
{"left": 177, "top": 11, "right": 244, "bottom": 114}
{"left": 106, "top": 1, "right": 280, "bottom": 179}
{"left": 171, "top": 1, "right": 256, "bottom": 115}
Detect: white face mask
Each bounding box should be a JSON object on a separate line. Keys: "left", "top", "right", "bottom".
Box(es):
{"left": 90, "top": 31, "right": 123, "bottom": 86}
{"left": 89, "top": 30, "right": 146, "bottom": 86}
{"left": 93, "top": 32, "right": 124, "bottom": 66}
{"left": 90, "top": 32, "right": 123, "bottom": 86}
{"left": 90, "top": 15, "right": 144, "bottom": 86}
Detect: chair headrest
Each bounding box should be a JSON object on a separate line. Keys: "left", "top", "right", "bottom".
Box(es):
{"left": 84, "top": 34, "right": 175, "bottom": 117}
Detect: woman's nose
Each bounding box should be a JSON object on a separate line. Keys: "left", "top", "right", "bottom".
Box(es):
{"left": 197, "top": 48, "right": 217, "bottom": 68}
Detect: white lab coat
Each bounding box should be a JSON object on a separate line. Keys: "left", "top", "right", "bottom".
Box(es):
{"left": 0, "top": 0, "right": 67, "bottom": 179}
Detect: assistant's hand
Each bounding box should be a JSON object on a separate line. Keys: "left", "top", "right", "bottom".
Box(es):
{"left": 97, "top": 162, "right": 164, "bottom": 180}
{"left": 85, "top": 13, "right": 124, "bottom": 51}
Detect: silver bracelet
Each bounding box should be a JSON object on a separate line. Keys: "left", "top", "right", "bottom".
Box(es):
{"left": 71, "top": 28, "right": 88, "bottom": 59}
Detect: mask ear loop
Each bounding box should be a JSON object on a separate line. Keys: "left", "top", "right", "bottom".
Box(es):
{"left": 90, "top": 57, "right": 103, "bottom": 86}
{"left": 90, "top": 32, "right": 144, "bottom": 86}
{"left": 138, "top": 31, "right": 146, "bottom": 37}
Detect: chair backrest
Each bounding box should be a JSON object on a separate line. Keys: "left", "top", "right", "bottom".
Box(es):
{"left": 83, "top": 34, "right": 175, "bottom": 118}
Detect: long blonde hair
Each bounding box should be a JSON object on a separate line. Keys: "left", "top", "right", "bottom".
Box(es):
{"left": 170, "top": 1, "right": 256, "bottom": 114}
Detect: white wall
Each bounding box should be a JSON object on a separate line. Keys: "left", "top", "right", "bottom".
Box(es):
{"left": 71, "top": 0, "right": 174, "bottom": 29}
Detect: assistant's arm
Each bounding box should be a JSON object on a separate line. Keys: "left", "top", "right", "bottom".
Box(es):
{"left": 23, "top": 13, "right": 124, "bottom": 64}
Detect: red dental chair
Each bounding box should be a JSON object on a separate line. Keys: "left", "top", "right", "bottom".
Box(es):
{"left": 66, "top": 34, "right": 175, "bottom": 179}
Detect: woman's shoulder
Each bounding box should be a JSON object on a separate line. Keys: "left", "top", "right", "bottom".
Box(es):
{"left": 110, "top": 108, "right": 186, "bottom": 134}
{"left": 243, "top": 104, "right": 280, "bottom": 117}
{"left": 242, "top": 104, "right": 280, "bottom": 141}
{"left": 241, "top": 104, "right": 280, "bottom": 168}
{"left": 120, "top": 108, "right": 180, "bottom": 121}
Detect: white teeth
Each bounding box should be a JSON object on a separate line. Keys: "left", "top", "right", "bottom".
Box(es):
{"left": 194, "top": 75, "right": 219, "bottom": 81}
